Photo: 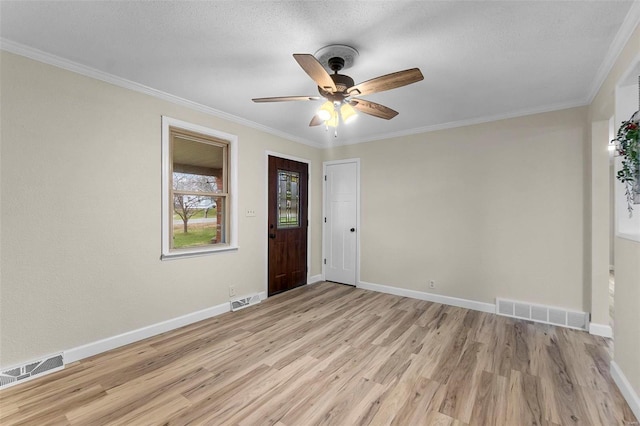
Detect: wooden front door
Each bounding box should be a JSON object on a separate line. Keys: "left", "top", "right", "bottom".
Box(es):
{"left": 268, "top": 156, "right": 308, "bottom": 296}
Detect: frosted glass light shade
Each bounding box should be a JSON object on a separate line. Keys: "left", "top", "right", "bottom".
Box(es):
{"left": 317, "top": 101, "right": 333, "bottom": 121}
{"left": 340, "top": 103, "right": 357, "bottom": 124}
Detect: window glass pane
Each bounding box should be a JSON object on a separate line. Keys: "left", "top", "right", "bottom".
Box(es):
{"left": 277, "top": 170, "right": 300, "bottom": 228}
{"left": 173, "top": 136, "right": 224, "bottom": 193}
{"left": 173, "top": 172, "right": 218, "bottom": 192}
{"left": 172, "top": 195, "right": 225, "bottom": 248}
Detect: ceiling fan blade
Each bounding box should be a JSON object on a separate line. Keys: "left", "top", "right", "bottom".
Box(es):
{"left": 347, "top": 68, "right": 424, "bottom": 97}
{"left": 293, "top": 54, "right": 337, "bottom": 93}
{"left": 349, "top": 99, "right": 399, "bottom": 120}
{"left": 309, "top": 115, "right": 323, "bottom": 127}
{"left": 252, "top": 96, "right": 321, "bottom": 103}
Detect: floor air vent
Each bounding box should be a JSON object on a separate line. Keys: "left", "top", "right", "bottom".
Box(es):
{"left": 0, "top": 353, "right": 64, "bottom": 389}
{"left": 230, "top": 294, "right": 261, "bottom": 312}
{"left": 496, "top": 298, "right": 588, "bottom": 331}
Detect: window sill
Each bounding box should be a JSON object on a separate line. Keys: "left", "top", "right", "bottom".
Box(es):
{"left": 161, "top": 245, "right": 238, "bottom": 260}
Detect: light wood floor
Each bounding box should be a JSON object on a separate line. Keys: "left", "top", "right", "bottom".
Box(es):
{"left": 0, "top": 282, "right": 637, "bottom": 425}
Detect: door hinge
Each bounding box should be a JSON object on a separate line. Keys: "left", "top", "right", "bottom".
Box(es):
{"left": 324, "top": 175, "right": 327, "bottom": 181}
{"left": 324, "top": 217, "right": 326, "bottom": 223}
{"left": 324, "top": 259, "right": 326, "bottom": 265}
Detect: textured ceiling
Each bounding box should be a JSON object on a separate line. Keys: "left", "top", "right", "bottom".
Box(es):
{"left": 1, "top": 1, "right": 637, "bottom": 147}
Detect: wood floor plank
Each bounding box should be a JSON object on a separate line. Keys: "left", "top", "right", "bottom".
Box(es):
{"left": 428, "top": 319, "right": 469, "bottom": 384}
{"left": 368, "top": 356, "right": 431, "bottom": 425}
{"left": 390, "top": 376, "right": 441, "bottom": 425}
{"left": 65, "top": 366, "right": 210, "bottom": 424}
{"left": 339, "top": 379, "right": 390, "bottom": 425}
{"left": 174, "top": 356, "right": 314, "bottom": 425}
{"left": 423, "top": 409, "right": 469, "bottom": 425}
{"left": 0, "top": 282, "right": 636, "bottom": 425}
{"left": 313, "top": 376, "right": 378, "bottom": 426}
{"left": 505, "top": 370, "right": 552, "bottom": 426}
{"left": 278, "top": 345, "right": 388, "bottom": 425}
{"left": 2, "top": 384, "right": 105, "bottom": 426}
{"left": 542, "top": 335, "right": 594, "bottom": 424}
{"left": 229, "top": 347, "right": 352, "bottom": 425}
{"left": 438, "top": 341, "right": 483, "bottom": 423}
{"left": 469, "top": 371, "right": 507, "bottom": 426}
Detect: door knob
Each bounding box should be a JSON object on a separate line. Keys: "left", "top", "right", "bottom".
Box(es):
{"left": 350, "top": 228, "right": 356, "bottom": 232}
{"left": 269, "top": 233, "right": 276, "bottom": 239}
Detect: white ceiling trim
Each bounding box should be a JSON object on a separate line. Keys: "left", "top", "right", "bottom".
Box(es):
{"left": 0, "top": 38, "right": 323, "bottom": 149}
{"left": 587, "top": 0, "right": 640, "bottom": 103}
{"left": 332, "top": 98, "right": 590, "bottom": 147}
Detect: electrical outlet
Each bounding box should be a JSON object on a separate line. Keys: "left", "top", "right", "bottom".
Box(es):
{"left": 429, "top": 280, "right": 436, "bottom": 289}
{"left": 229, "top": 286, "right": 236, "bottom": 297}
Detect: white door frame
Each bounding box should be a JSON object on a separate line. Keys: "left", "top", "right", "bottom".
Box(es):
{"left": 322, "top": 158, "right": 361, "bottom": 285}
{"left": 265, "top": 151, "right": 312, "bottom": 296}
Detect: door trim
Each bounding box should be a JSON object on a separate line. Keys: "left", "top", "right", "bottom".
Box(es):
{"left": 265, "top": 151, "right": 313, "bottom": 297}
{"left": 322, "top": 158, "right": 361, "bottom": 285}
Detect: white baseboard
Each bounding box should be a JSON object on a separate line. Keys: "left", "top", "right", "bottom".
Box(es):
{"left": 589, "top": 322, "right": 613, "bottom": 338}
{"left": 308, "top": 274, "right": 323, "bottom": 285}
{"left": 611, "top": 361, "right": 640, "bottom": 421}
{"left": 65, "top": 300, "right": 236, "bottom": 364}
{"left": 357, "top": 281, "right": 496, "bottom": 314}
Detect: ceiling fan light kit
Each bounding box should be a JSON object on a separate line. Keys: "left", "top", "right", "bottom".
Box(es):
{"left": 252, "top": 44, "right": 424, "bottom": 138}
{"left": 340, "top": 103, "right": 358, "bottom": 124}
{"left": 317, "top": 101, "right": 334, "bottom": 121}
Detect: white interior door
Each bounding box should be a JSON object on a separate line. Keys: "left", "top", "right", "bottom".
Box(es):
{"left": 324, "top": 160, "right": 358, "bottom": 285}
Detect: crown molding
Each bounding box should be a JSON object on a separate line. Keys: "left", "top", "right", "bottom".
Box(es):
{"left": 0, "top": 38, "right": 323, "bottom": 149}
{"left": 586, "top": 0, "right": 640, "bottom": 103}
{"left": 332, "top": 98, "right": 589, "bottom": 147}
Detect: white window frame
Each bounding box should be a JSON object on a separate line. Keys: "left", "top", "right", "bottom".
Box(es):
{"left": 161, "top": 116, "right": 238, "bottom": 259}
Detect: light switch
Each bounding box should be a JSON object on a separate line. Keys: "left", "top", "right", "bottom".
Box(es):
{"left": 246, "top": 209, "right": 256, "bottom": 217}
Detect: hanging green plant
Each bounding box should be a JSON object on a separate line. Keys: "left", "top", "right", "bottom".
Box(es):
{"left": 612, "top": 112, "right": 640, "bottom": 217}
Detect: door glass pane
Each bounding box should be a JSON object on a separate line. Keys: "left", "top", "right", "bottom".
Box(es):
{"left": 277, "top": 170, "right": 300, "bottom": 228}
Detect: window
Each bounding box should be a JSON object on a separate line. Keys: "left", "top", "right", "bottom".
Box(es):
{"left": 162, "top": 117, "right": 237, "bottom": 258}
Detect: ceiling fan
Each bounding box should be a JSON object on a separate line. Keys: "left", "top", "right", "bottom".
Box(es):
{"left": 252, "top": 45, "right": 424, "bottom": 131}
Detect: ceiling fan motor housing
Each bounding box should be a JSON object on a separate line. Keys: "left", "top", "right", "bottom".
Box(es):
{"left": 319, "top": 72, "right": 355, "bottom": 101}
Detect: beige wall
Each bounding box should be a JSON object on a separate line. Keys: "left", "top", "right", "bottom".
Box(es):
{"left": 325, "top": 107, "right": 588, "bottom": 310}
{"left": 589, "top": 21, "right": 640, "bottom": 398}
{"left": 0, "top": 52, "right": 322, "bottom": 366}
{"left": 614, "top": 237, "right": 640, "bottom": 394}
